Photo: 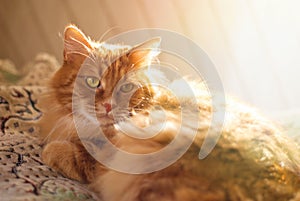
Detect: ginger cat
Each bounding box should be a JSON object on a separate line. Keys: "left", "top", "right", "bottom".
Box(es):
{"left": 38, "top": 25, "right": 300, "bottom": 201}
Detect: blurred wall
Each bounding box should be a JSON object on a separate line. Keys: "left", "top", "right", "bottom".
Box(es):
{"left": 0, "top": 0, "right": 299, "bottom": 115}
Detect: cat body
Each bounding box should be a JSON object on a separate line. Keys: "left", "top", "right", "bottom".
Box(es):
{"left": 39, "top": 25, "right": 300, "bottom": 201}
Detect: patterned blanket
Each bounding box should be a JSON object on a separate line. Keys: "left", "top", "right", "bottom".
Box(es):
{"left": 0, "top": 54, "right": 98, "bottom": 201}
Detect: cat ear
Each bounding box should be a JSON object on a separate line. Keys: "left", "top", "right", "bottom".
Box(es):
{"left": 128, "top": 37, "right": 161, "bottom": 67}
{"left": 63, "top": 25, "right": 92, "bottom": 64}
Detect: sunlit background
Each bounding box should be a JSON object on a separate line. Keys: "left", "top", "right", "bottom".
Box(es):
{"left": 0, "top": 0, "right": 299, "bottom": 119}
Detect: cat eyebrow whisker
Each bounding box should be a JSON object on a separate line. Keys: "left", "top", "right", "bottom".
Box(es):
{"left": 89, "top": 53, "right": 98, "bottom": 65}
{"left": 98, "top": 26, "right": 120, "bottom": 42}
{"left": 82, "top": 52, "right": 99, "bottom": 66}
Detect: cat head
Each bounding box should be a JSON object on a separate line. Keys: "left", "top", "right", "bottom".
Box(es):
{"left": 51, "top": 25, "right": 162, "bottom": 126}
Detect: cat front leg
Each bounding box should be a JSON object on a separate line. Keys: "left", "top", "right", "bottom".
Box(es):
{"left": 41, "top": 140, "right": 94, "bottom": 182}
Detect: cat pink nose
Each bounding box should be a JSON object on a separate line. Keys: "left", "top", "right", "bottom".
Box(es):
{"left": 103, "top": 103, "right": 112, "bottom": 113}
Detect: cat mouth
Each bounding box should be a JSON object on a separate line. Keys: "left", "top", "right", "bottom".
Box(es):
{"left": 97, "top": 113, "right": 114, "bottom": 120}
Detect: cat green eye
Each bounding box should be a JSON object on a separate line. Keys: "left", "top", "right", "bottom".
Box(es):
{"left": 120, "top": 83, "right": 135, "bottom": 93}
{"left": 86, "top": 77, "right": 100, "bottom": 88}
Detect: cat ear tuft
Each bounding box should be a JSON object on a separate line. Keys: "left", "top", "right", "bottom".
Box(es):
{"left": 63, "top": 25, "right": 92, "bottom": 63}
{"left": 129, "top": 37, "right": 161, "bottom": 67}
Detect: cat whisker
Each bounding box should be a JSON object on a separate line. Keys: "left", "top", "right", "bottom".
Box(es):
{"left": 98, "top": 26, "right": 121, "bottom": 42}
{"left": 43, "top": 113, "right": 74, "bottom": 143}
